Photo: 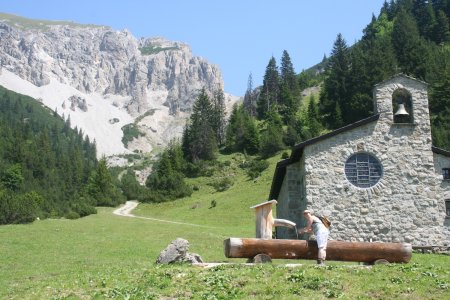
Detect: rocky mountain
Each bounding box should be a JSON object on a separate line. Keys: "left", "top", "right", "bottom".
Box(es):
{"left": 0, "top": 13, "right": 240, "bottom": 158}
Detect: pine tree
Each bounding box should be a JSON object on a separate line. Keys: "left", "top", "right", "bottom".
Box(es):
{"left": 430, "top": 57, "right": 450, "bottom": 150}
{"left": 146, "top": 141, "right": 192, "bottom": 201}
{"left": 257, "top": 56, "right": 280, "bottom": 119}
{"left": 434, "top": 9, "right": 450, "bottom": 43}
{"left": 211, "top": 88, "right": 227, "bottom": 146}
{"left": 319, "top": 33, "right": 351, "bottom": 129}
{"left": 225, "top": 103, "right": 260, "bottom": 155}
{"left": 306, "top": 95, "right": 323, "bottom": 138}
{"left": 259, "top": 106, "right": 284, "bottom": 158}
{"left": 86, "top": 158, "right": 124, "bottom": 206}
{"left": 280, "top": 50, "right": 297, "bottom": 92}
{"left": 243, "top": 73, "right": 257, "bottom": 116}
{"left": 183, "top": 88, "right": 217, "bottom": 162}
{"left": 392, "top": 8, "right": 429, "bottom": 79}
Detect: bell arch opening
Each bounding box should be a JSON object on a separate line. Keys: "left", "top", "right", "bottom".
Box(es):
{"left": 392, "top": 89, "right": 413, "bottom": 124}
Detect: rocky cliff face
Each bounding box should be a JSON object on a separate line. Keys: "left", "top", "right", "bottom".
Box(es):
{"left": 0, "top": 13, "right": 239, "bottom": 157}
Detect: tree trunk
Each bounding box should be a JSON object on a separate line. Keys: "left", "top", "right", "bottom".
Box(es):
{"left": 224, "top": 238, "right": 412, "bottom": 263}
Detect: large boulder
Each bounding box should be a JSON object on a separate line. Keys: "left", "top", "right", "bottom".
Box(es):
{"left": 156, "top": 238, "right": 204, "bottom": 264}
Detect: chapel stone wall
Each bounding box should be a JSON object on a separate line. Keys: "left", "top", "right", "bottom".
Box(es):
{"left": 276, "top": 75, "right": 449, "bottom": 246}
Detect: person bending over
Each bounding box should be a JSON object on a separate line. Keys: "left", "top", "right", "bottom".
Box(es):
{"left": 298, "top": 209, "right": 329, "bottom": 265}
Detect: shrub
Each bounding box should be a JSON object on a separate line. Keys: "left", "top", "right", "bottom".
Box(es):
{"left": 0, "top": 190, "right": 41, "bottom": 224}
{"left": 121, "top": 124, "right": 144, "bottom": 147}
{"left": 240, "top": 159, "right": 269, "bottom": 179}
{"left": 210, "top": 200, "right": 217, "bottom": 208}
{"left": 65, "top": 211, "right": 80, "bottom": 219}
{"left": 208, "top": 177, "right": 234, "bottom": 192}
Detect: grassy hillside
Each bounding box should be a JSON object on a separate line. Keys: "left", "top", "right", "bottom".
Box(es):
{"left": 0, "top": 153, "right": 449, "bottom": 299}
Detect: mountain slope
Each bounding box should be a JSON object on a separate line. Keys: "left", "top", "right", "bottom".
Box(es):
{"left": 0, "top": 13, "right": 240, "bottom": 157}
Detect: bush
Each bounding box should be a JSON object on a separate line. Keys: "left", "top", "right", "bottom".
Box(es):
{"left": 240, "top": 159, "right": 269, "bottom": 179}
{"left": 281, "top": 151, "right": 290, "bottom": 159}
{"left": 71, "top": 197, "right": 97, "bottom": 217}
{"left": 121, "top": 124, "right": 144, "bottom": 147}
{"left": 184, "top": 161, "right": 216, "bottom": 178}
{"left": 0, "top": 190, "right": 40, "bottom": 224}
{"left": 65, "top": 211, "right": 80, "bottom": 219}
{"left": 208, "top": 177, "right": 234, "bottom": 192}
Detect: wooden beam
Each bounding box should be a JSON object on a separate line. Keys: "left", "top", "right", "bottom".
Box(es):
{"left": 224, "top": 238, "right": 412, "bottom": 263}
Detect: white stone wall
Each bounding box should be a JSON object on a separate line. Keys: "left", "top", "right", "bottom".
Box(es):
{"left": 277, "top": 75, "right": 450, "bottom": 246}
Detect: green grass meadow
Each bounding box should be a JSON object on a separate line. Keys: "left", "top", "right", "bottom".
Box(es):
{"left": 1, "top": 153, "right": 449, "bottom": 299}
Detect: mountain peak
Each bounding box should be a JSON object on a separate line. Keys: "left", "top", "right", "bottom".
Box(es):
{"left": 0, "top": 14, "right": 240, "bottom": 157}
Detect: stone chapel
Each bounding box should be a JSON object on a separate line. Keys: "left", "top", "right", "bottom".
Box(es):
{"left": 270, "top": 74, "right": 450, "bottom": 247}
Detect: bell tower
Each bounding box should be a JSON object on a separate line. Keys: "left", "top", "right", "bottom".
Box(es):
{"left": 373, "top": 74, "right": 430, "bottom": 131}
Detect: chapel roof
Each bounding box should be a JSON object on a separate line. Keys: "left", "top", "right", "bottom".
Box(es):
{"left": 269, "top": 114, "right": 380, "bottom": 200}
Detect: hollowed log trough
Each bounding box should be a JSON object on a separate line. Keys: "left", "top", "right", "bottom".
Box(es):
{"left": 224, "top": 238, "right": 412, "bottom": 264}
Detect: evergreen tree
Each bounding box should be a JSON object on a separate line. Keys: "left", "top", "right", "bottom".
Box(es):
{"left": 225, "top": 103, "right": 260, "bottom": 155}
{"left": 243, "top": 73, "right": 257, "bottom": 116}
{"left": 211, "top": 88, "right": 227, "bottom": 146}
{"left": 280, "top": 50, "right": 298, "bottom": 92}
{"left": 86, "top": 158, "right": 124, "bottom": 207}
{"left": 306, "top": 95, "right": 323, "bottom": 138}
{"left": 392, "top": 8, "right": 429, "bottom": 79}
{"left": 1, "top": 164, "right": 24, "bottom": 191}
{"left": 145, "top": 142, "right": 192, "bottom": 201}
{"left": 257, "top": 56, "right": 280, "bottom": 119}
{"left": 183, "top": 88, "right": 217, "bottom": 162}
{"left": 430, "top": 59, "right": 450, "bottom": 150}
{"left": 434, "top": 9, "right": 450, "bottom": 43}
{"left": 319, "top": 33, "right": 351, "bottom": 129}
{"left": 259, "top": 106, "right": 284, "bottom": 158}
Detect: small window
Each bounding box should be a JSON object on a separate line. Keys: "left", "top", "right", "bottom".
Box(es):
{"left": 443, "top": 168, "right": 450, "bottom": 180}
{"left": 345, "top": 153, "right": 383, "bottom": 188}
{"left": 446, "top": 200, "right": 450, "bottom": 218}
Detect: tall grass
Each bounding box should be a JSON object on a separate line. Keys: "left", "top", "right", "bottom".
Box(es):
{"left": 0, "top": 153, "right": 448, "bottom": 299}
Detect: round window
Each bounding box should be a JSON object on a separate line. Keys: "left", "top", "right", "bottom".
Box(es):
{"left": 344, "top": 153, "right": 383, "bottom": 188}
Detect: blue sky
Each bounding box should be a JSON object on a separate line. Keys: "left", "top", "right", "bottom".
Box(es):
{"left": 1, "top": 0, "right": 386, "bottom": 96}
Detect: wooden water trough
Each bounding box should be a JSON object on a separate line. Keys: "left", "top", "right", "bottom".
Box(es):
{"left": 224, "top": 238, "right": 412, "bottom": 264}
{"left": 225, "top": 200, "right": 412, "bottom": 264}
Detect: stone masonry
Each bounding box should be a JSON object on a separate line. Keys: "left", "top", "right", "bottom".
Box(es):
{"left": 275, "top": 74, "right": 450, "bottom": 246}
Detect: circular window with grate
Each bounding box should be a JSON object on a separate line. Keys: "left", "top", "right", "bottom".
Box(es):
{"left": 344, "top": 153, "right": 383, "bottom": 188}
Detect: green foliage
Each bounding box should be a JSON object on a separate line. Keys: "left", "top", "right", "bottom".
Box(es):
{"left": 319, "top": 33, "right": 353, "bottom": 129}
{"left": 392, "top": 7, "right": 429, "bottom": 79}
{"left": 0, "top": 150, "right": 449, "bottom": 299}
{"left": 138, "top": 45, "right": 178, "bottom": 55}
{"left": 208, "top": 177, "right": 234, "bottom": 192}
{"left": 120, "top": 170, "right": 148, "bottom": 201}
{"left": 86, "top": 158, "right": 125, "bottom": 207}
{"left": 121, "top": 123, "right": 144, "bottom": 147}
{"left": 240, "top": 158, "right": 270, "bottom": 179}
{"left": 257, "top": 56, "right": 280, "bottom": 119}
{"left": 0, "top": 86, "right": 99, "bottom": 223}
{"left": 1, "top": 164, "right": 24, "bottom": 191}
{"left": 259, "top": 106, "right": 285, "bottom": 158}
{"left": 145, "top": 142, "right": 192, "bottom": 202}
{"left": 430, "top": 61, "right": 450, "bottom": 150}
{"left": 182, "top": 88, "right": 221, "bottom": 162}
{"left": 314, "top": 0, "right": 450, "bottom": 150}
{"left": 225, "top": 103, "right": 260, "bottom": 155}
{"left": 0, "top": 190, "right": 45, "bottom": 224}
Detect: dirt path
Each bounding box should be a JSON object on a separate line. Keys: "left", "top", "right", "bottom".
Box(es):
{"left": 113, "top": 200, "right": 212, "bottom": 228}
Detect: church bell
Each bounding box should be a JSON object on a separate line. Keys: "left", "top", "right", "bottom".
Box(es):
{"left": 394, "top": 103, "right": 409, "bottom": 116}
